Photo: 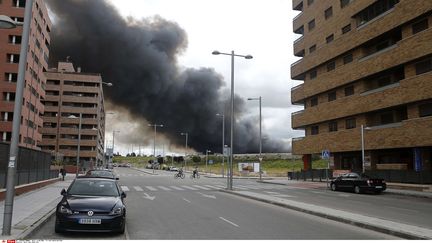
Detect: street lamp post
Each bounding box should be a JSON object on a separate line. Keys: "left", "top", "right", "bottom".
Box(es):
{"left": 1, "top": 2, "right": 33, "bottom": 235}
{"left": 247, "top": 96, "right": 262, "bottom": 181}
{"left": 361, "top": 125, "right": 371, "bottom": 174}
{"left": 206, "top": 149, "right": 211, "bottom": 173}
{"left": 75, "top": 113, "right": 82, "bottom": 177}
{"left": 216, "top": 113, "right": 225, "bottom": 178}
{"left": 180, "top": 132, "right": 188, "bottom": 169}
{"left": 148, "top": 124, "right": 163, "bottom": 157}
{"left": 212, "top": 50, "right": 253, "bottom": 190}
{"left": 112, "top": 130, "right": 120, "bottom": 158}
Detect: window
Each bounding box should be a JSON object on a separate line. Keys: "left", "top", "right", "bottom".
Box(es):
{"left": 419, "top": 103, "right": 432, "bottom": 117}
{"left": 355, "top": 0, "right": 399, "bottom": 27}
{"left": 342, "top": 24, "right": 351, "bottom": 34}
{"left": 308, "top": 19, "right": 315, "bottom": 31}
{"left": 310, "top": 97, "right": 318, "bottom": 107}
{"left": 310, "top": 69, "right": 317, "bottom": 79}
{"left": 326, "top": 34, "right": 334, "bottom": 43}
{"left": 346, "top": 118, "right": 356, "bottom": 129}
{"left": 8, "top": 35, "right": 22, "bottom": 44}
{"left": 325, "top": 7, "right": 333, "bottom": 19}
{"left": 327, "top": 61, "right": 336, "bottom": 71}
{"left": 328, "top": 91, "right": 336, "bottom": 101}
{"left": 412, "top": 18, "right": 429, "bottom": 34}
{"left": 415, "top": 58, "right": 432, "bottom": 75}
{"left": 329, "top": 121, "right": 338, "bottom": 132}
{"left": 12, "top": 0, "right": 25, "bottom": 8}
{"left": 309, "top": 44, "right": 316, "bottom": 53}
{"left": 345, "top": 85, "right": 354, "bottom": 96}
{"left": 308, "top": 0, "right": 314, "bottom": 6}
{"left": 340, "top": 0, "right": 353, "bottom": 8}
{"left": 343, "top": 53, "right": 353, "bottom": 64}
{"left": 311, "top": 125, "right": 319, "bottom": 135}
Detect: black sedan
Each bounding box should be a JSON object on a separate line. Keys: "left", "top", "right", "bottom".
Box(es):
{"left": 55, "top": 177, "right": 126, "bottom": 233}
{"left": 330, "top": 172, "right": 386, "bottom": 194}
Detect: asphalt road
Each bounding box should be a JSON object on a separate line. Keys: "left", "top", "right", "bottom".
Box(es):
{"left": 30, "top": 167, "right": 400, "bottom": 240}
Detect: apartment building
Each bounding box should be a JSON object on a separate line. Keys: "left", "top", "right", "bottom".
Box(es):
{"left": 0, "top": 0, "right": 51, "bottom": 149}
{"left": 40, "top": 62, "right": 106, "bottom": 167}
{"left": 290, "top": 0, "right": 432, "bottom": 174}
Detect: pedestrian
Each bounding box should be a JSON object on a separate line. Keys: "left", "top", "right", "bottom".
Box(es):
{"left": 60, "top": 168, "right": 66, "bottom": 181}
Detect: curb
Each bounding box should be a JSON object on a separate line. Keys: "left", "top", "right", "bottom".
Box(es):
{"left": 258, "top": 180, "right": 432, "bottom": 199}
{"left": 18, "top": 207, "right": 56, "bottom": 240}
{"left": 221, "top": 189, "right": 429, "bottom": 240}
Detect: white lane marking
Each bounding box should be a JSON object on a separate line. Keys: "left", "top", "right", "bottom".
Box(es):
{"left": 181, "top": 185, "right": 198, "bottom": 190}
{"left": 158, "top": 186, "right": 172, "bottom": 191}
{"left": 145, "top": 186, "right": 158, "bottom": 191}
{"left": 384, "top": 206, "right": 419, "bottom": 213}
{"left": 182, "top": 198, "right": 191, "bottom": 203}
{"left": 219, "top": 217, "right": 239, "bottom": 227}
{"left": 311, "top": 191, "right": 324, "bottom": 194}
{"left": 264, "top": 191, "right": 280, "bottom": 194}
{"left": 133, "top": 186, "right": 143, "bottom": 192}
{"left": 142, "top": 193, "right": 155, "bottom": 200}
{"left": 193, "top": 185, "right": 211, "bottom": 190}
{"left": 204, "top": 185, "right": 222, "bottom": 189}
{"left": 197, "top": 192, "right": 216, "bottom": 199}
{"left": 121, "top": 186, "right": 130, "bottom": 192}
{"left": 233, "top": 185, "right": 250, "bottom": 190}
{"left": 170, "top": 186, "right": 185, "bottom": 191}
{"left": 338, "top": 193, "right": 350, "bottom": 197}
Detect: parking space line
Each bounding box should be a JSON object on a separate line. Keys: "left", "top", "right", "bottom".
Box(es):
{"left": 121, "top": 186, "right": 130, "bottom": 192}
{"left": 181, "top": 185, "right": 198, "bottom": 190}
{"left": 193, "top": 185, "right": 211, "bottom": 190}
{"left": 219, "top": 217, "right": 239, "bottom": 227}
{"left": 170, "top": 186, "right": 185, "bottom": 190}
{"left": 158, "top": 186, "right": 172, "bottom": 191}
{"left": 145, "top": 186, "right": 158, "bottom": 191}
{"left": 133, "top": 186, "right": 143, "bottom": 192}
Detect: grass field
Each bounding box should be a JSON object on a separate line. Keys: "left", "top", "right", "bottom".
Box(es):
{"left": 112, "top": 156, "right": 329, "bottom": 177}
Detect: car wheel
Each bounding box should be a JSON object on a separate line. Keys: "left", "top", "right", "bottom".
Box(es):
{"left": 354, "top": 186, "right": 361, "bottom": 194}
{"left": 181, "top": 174, "right": 185, "bottom": 179}
{"left": 330, "top": 183, "right": 337, "bottom": 191}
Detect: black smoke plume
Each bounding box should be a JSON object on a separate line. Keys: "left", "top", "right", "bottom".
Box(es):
{"left": 46, "top": 0, "right": 288, "bottom": 153}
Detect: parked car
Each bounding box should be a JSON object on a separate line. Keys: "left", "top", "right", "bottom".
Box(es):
{"left": 55, "top": 177, "right": 127, "bottom": 233}
{"left": 330, "top": 172, "right": 386, "bottom": 194}
{"left": 85, "top": 169, "right": 119, "bottom": 180}
{"left": 168, "top": 166, "right": 179, "bottom": 172}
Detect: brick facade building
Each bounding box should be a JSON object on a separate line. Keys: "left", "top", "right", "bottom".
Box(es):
{"left": 0, "top": 0, "right": 51, "bottom": 149}
{"left": 290, "top": 0, "right": 432, "bottom": 174}
{"left": 40, "top": 62, "right": 106, "bottom": 168}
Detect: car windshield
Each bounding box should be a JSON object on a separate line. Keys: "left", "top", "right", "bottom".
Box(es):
{"left": 68, "top": 179, "right": 119, "bottom": 197}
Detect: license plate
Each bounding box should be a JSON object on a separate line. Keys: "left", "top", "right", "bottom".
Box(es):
{"left": 79, "top": 218, "right": 101, "bottom": 224}
{"left": 375, "top": 186, "right": 383, "bottom": 189}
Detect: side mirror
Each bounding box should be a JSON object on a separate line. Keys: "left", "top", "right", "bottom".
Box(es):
{"left": 121, "top": 192, "right": 127, "bottom": 199}
{"left": 61, "top": 188, "right": 67, "bottom": 196}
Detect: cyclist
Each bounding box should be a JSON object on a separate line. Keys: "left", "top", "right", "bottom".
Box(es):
{"left": 192, "top": 167, "right": 198, "bottom": 178}
{"left": 178, "top": 167, "right": 184, "bottom": 176}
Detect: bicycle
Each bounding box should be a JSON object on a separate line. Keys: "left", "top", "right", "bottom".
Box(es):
{"left": 174, "top": 171, "right": 185, "bottom": 179}
{"left": 190, "top": 173, "right": 200, "bottom": 179}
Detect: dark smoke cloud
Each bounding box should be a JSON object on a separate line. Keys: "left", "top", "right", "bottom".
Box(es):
{"left": 46, "top": 0, "right": 288, "bottom": 153}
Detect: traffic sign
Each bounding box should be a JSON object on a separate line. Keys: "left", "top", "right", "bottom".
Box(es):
{"left": 322, "top": 150, "right": 330, "bottom": 159}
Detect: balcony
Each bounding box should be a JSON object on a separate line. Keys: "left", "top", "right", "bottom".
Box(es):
{"left": 61, "top": 95, "right": 98, "bottom": 103}
{"left": 292, "top": 71, "right": 432, "bottom": 128}
{"left": 299, "top": 28, "right": 432, "bottom": 99}
{"left": 291, "top": 84, "right": 305, "bottom": 104}
{"left": 292, "top": 116, "right": 432, "bottom": 155}
{"left": 290, "top": 1, "right": 432, "bottom": 79}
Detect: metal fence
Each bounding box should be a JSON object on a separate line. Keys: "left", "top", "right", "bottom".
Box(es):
{"left": 288, "top": 169, "right": 432, "bottom": 184}
{"left": 0, "top": 142, "right": 58, "bottom": 188}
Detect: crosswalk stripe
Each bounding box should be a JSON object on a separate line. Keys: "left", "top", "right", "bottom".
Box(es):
{"left": 181, "top": 185, "right": 198, "bottom": 190}
{"left": 121, "top": 186, "right": 129, "bottom": 192}
{"left": 170, "top": 186, "right": 185, "bottom": 191}
{"left": 145, "top": 186, "right": 158, "bottom": 191}
{"left": 204, "top": 185, "right": 221, "bottom": 189}
{"left": 133, "top": 186, "right": 143, "bottom": 191}
{"left": 158, "top": 186, "right": 172, "bottom": 191}
{"left": 192, "top": 185, "right": 210, "bottom": 190}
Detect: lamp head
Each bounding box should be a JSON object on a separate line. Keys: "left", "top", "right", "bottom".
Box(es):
{"left": 212, "top": 50, "right": 220, "bottom": 55}
{"left": 0, "top": 15, "right": 18, "bottom": 29}
{"left": 245, "top": 55, "right": 253, "bottom": 59}
{"left": 105, "top": 82, "right": 113, "bottom": 87}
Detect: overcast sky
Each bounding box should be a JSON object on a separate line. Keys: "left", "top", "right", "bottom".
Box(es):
{"left": 106, "top": 0, "right": 304, "bottom": 155}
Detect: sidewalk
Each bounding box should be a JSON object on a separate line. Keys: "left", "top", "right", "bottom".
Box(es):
{"left": 0, "top": 174, "right": 74, "bottom": 240}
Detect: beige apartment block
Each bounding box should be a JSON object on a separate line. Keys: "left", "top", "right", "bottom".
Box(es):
{"left": 290, "top": 0, "right": 432, "bottom": 176}
{"left": 40, "top": 62, "right": 106, "bottom": 167}
{"left": 0, "top": 0, "right": 51, "bottom": 149}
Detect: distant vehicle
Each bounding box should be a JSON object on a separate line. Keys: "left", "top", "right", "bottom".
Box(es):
{"left": 112, "top": 163, "right": 118, "bottom": 167}
{"left": 330, "top": 172, "right": 386, "bottom": 194}
{"left": 145, "top": 164, "right": 152, "bottom": 169}
{"left": 55, "top": 177, "right": 126, "bottom": 233}
{"left": 167, "top": 166, "right": 179, "bottom": 172}
{"left": 85, "top": 170, "right": 119, "bottom": 180}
